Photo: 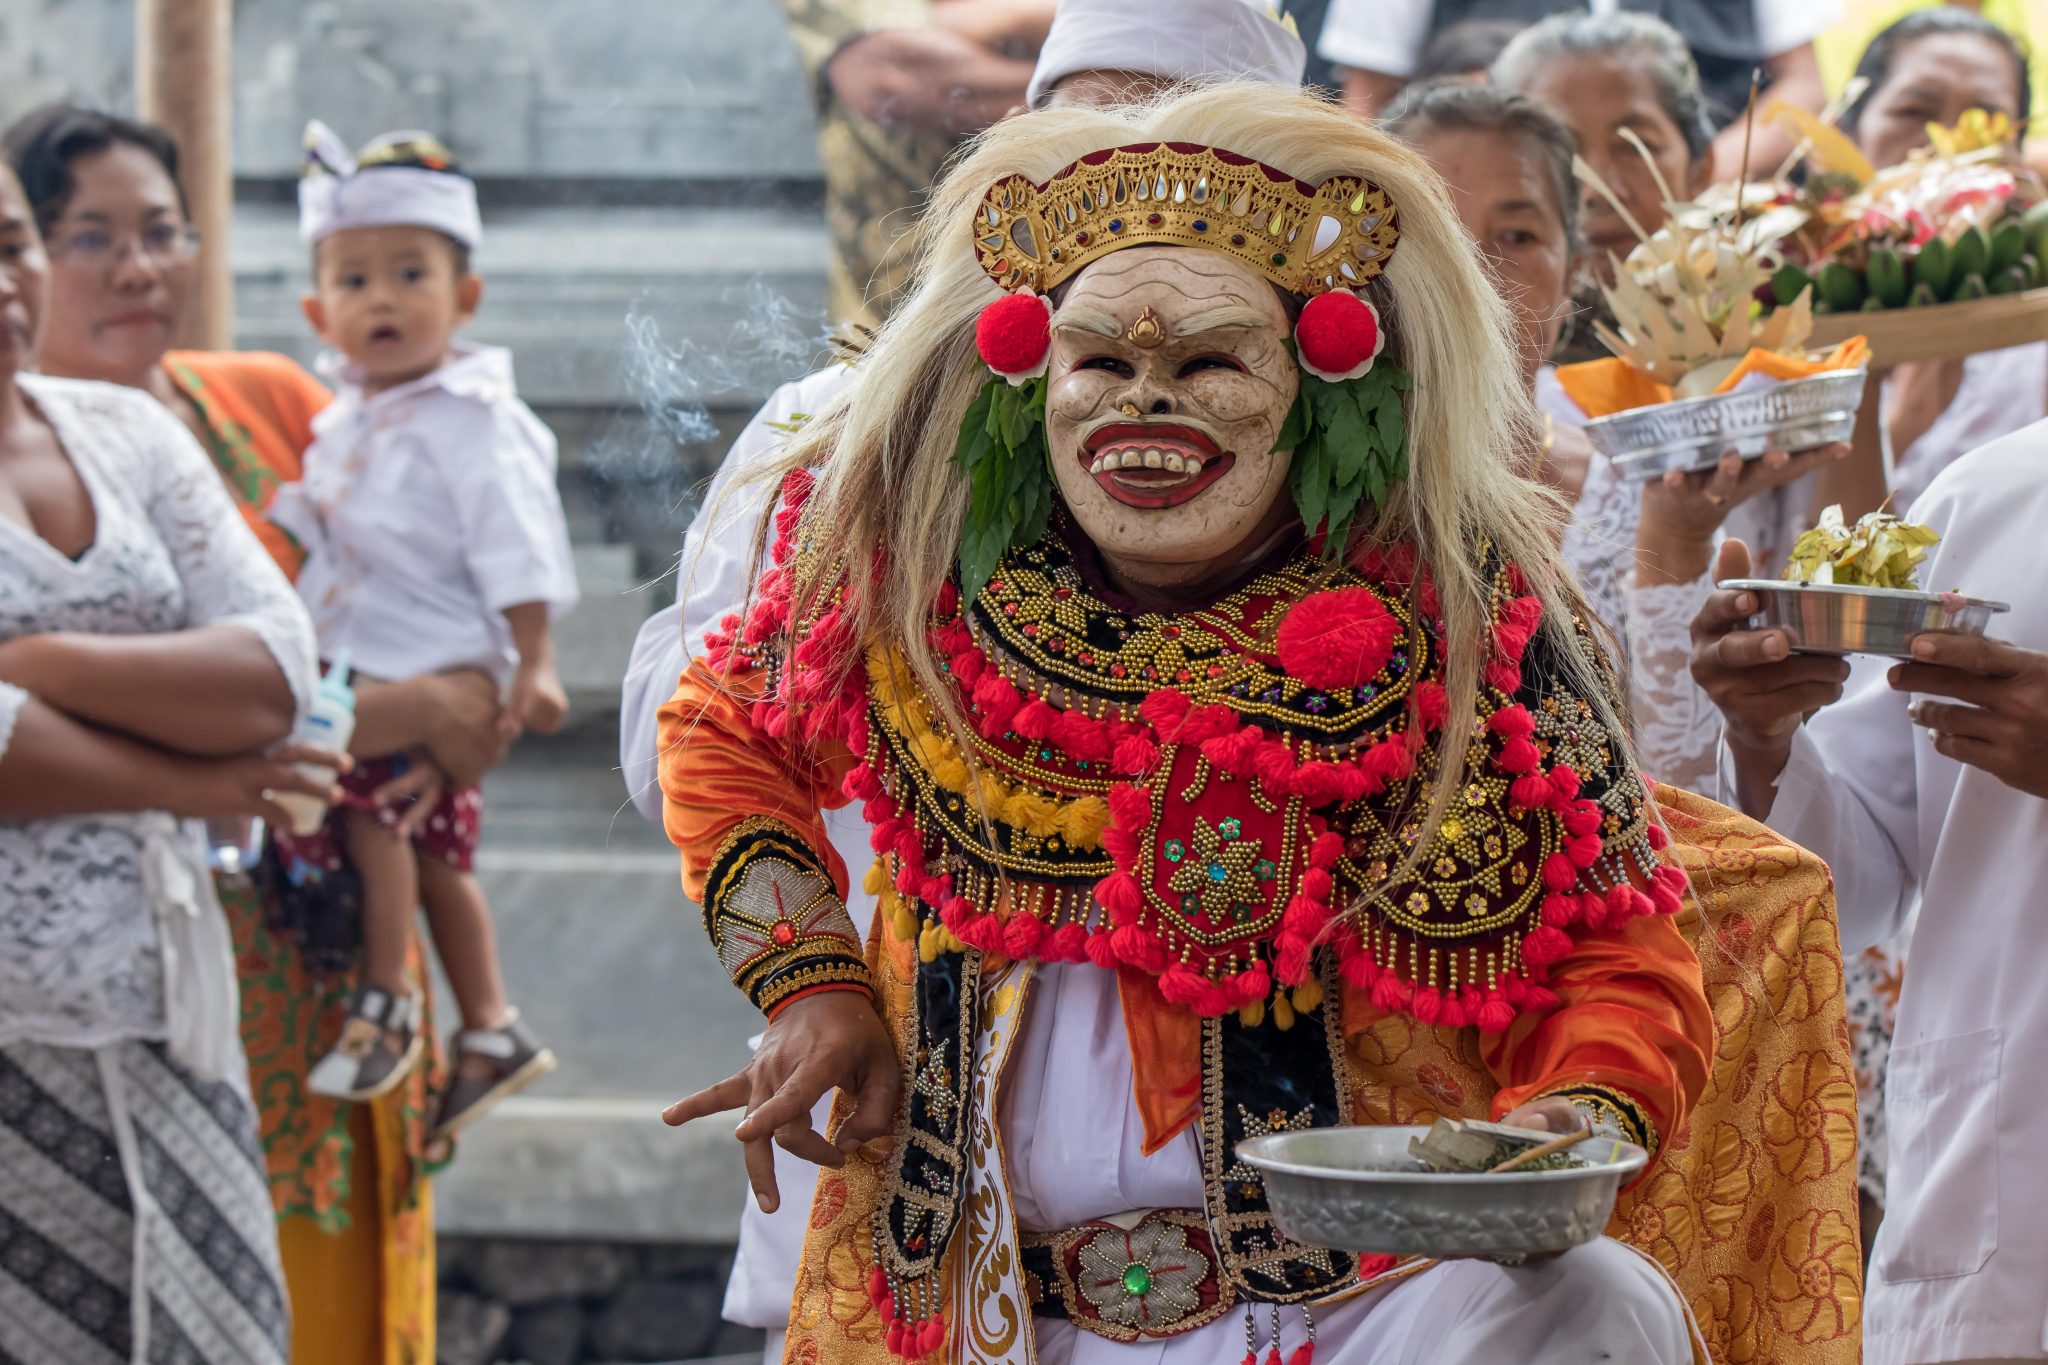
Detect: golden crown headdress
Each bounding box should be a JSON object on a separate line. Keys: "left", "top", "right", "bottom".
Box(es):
{"left": 973, "top": 142, "right": 1400, "bottom": 298}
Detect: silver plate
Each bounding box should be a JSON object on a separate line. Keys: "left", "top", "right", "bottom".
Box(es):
{"left": 1721, "top": 578, "right": 2011, "bottom": 659}
{"left": 1234, "top": 1126, "right": 1646, "bottom": 1259}
{"left": 1583, "top": 369, "right": 1869, "bottom": 481}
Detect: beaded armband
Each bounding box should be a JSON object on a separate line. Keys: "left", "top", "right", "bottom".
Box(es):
{"left": 703, "top": 817, "right": 871, "bottom": 1018}
{"left": 1535, "top": 1083, "right": 1660, "bottom": 1156}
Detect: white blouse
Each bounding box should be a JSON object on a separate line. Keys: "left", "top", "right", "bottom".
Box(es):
{"left": 0, "top": 375, "right": 317, "bottom": 1051}
{"left": 1539, "top": 369, "right": 1810, "bottom": 792}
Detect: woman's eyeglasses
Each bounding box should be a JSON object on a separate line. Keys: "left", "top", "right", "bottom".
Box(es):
{"left": 47, "top": 224, "right": 201, "bottom": 269}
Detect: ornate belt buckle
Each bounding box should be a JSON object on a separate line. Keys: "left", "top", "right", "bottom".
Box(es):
{"left": 1025, "top": 1208, "right": 1233, "bottom": 1341}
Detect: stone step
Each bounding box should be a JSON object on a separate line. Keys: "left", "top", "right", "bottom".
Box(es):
{"left": 432, "top": 1095, "right": 749, "bottom": 1243}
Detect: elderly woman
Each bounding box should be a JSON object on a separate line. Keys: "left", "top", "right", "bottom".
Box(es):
{"left": 2, "top": 103, "right": 507, "bottom": 1365}
{"left": 0, "top": 159, "right": 322, "bottom": 1365}
{"left": 1845, "top": 9, "right": 2041, "bottom": 511}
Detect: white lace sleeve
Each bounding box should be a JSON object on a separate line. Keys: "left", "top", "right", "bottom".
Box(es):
{"left": 130, "top": 394, "right": 318, "bottom": 725}
{"left": 0, "top": 679, "right": 24, "bottom": 762}
{"left": 1624, "top": 574, "right": 1721, "bottom": 793}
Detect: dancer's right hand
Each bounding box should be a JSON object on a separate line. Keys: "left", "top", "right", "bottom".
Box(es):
{"left": 661, "top": 989, "right": 902, "bottom": 1214}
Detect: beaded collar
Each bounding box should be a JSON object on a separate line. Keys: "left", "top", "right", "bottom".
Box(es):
{"left": 708, "top": 472, "right": 1681, "bottom": 1031}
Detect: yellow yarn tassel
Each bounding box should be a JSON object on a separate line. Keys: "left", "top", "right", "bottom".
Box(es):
{"left": 1272, "top": 989, "right": 1296, "bottom": 1031}
{"left": 890, "top": 900, "right": 920, "bottom": 943}
{"left": 1238, "top": 998, "right": 1267, "bottom": 1029}
{"left": 940, "top": 926, "right": 968, "bottom": 955}
{"left": 863, "top": 860, "right": 888, "bottom": 896}
{"left": 1291, "top": 978, "right": 1325, "bottom": 1015}
{"left": 917, "top": 922, "right": 942, "bottom": 963}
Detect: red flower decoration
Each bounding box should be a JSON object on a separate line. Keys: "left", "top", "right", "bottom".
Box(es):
{"left": 1275, "top": 587, "right": 1398, "bottom": 689}
{"left": 1295, "top": 290, "right": 1385, "bottom": 383}
{"left": 975, "top": 289, "right": 1053, "bottom": 384}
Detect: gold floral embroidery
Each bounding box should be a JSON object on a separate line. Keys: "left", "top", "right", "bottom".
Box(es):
{"left": 1761, "top": 1051, "right": 1858, "bottom": 1180}
{"left": 1769, "top": 1209, "right": 1861, "bottom": 1343}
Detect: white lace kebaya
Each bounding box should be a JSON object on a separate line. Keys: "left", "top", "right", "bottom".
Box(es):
{"left": 0, "top": 375, "right": 317, "bottom": 1058}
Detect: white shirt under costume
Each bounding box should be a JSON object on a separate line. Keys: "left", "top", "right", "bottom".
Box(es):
{"left": 1007, "top": 962, "right": 1691, "bottom": 1364}
{"left": 1717, "top": 422, "right": 2048, "bottom": 1365}
{"left": 269, "top": 343, "right": 577, "bottom": 683}
{"left": 0, "top": 376, "right": 317, "bottom": 1070}
{"left": 618, "top": 364, "right": 879, "bottom": 1341}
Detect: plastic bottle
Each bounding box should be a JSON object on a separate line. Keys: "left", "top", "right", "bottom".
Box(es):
{"left": 274, "top": 652, "right": 357, "bottom": 836}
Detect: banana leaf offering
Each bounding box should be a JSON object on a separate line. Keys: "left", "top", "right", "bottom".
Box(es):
{"left": 1784, "top": 504, "right": 1942, "bottom": 589}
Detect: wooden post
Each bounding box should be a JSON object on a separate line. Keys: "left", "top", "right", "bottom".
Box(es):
{"left": 136, "top": 0, "right": 232, "bottom": 350}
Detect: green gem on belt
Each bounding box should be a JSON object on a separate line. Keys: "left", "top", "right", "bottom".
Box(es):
{"left": 1121, "top": 1261, "right": 1153, "bottom": 1297}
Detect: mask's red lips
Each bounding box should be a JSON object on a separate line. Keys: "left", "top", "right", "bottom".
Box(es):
{"left": 1079, "top": 421, "right": 1234, "bottom": 509}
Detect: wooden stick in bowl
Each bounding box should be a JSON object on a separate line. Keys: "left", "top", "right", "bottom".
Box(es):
{"left": 1487, "top": 1123, "right": 1597, "bottom": 1173}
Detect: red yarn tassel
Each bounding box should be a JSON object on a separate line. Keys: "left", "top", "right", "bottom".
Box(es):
{"left": 1289, "top": 1344, "right": 1317, "bottom": 1365}
{"left": 1002, "top": 912, "right": 1045, "bottom": 960}
{"left": 1013, "top": 696, "right": 1057, "bottom": 740}
{"left": 1476, "top": 990, "right": 1515, "bottom": 1033}
{"left": 1265, "top": 1349, "right": 1284, "bottom": 1365}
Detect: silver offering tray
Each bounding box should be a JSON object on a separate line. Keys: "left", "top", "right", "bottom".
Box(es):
{"left": 1721, "top": 578, "right": 2010, "bottom": 659}
{"left": 1234, "top": 1125, "right": 1646, "bottom": 1260}
{"left": 1584, "top": 369, "right": 1868, "bottom": 481}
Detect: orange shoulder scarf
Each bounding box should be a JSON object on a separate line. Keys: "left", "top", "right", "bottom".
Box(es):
{"left": 163, "top": 349, "right": 331, "bottom": 579}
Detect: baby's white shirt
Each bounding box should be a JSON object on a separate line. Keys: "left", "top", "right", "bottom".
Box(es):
{"left": 270, "top": 343, "right": 578, "bottom": 683}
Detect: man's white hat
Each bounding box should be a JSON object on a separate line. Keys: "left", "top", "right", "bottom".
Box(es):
{"left": 1026, "top": 0, "right": 1308, "bottom": 107}
{"left": 297, "top": 120, "right": 482, "bottom": 250}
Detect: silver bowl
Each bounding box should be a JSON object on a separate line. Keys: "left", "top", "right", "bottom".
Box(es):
{"left": 1234, "top": 1125, "right": 1646, "bottom": 1259}
{"left": 1721, "top": 578, "right": 2010, "bottom": 659}
{"left": 1583, "top": 369, "right": 1868, "bottom": 481}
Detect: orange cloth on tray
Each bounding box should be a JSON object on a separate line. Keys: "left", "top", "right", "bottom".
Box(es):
{"left": 1555, "top": 337, "right": 1872, "bottom": 421}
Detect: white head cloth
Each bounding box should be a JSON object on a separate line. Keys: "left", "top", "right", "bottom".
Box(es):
{"left": 297, "top": 120, "right": 482, "bottom": 250}
{"left": 1026, "top": 0, "right": 1308, "bottom": 107}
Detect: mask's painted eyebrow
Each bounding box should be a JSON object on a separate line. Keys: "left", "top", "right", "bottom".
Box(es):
{"left": 1172, "top": 305, "right": 1271, "bottom": 338}
{"left": 1050, "top": 304, "right": 1122, "bottom": 338}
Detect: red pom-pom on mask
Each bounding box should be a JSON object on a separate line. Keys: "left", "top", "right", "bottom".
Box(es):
{"left": 1295, "top": 290, "right": 1385, "bottom": 383}
{"left": 975, "top": 290, "right": 1053, "bottom": 384}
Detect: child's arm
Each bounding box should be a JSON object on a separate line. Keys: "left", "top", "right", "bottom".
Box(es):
{"left": 502, "top": 601, "right": 567, "bottom": 737}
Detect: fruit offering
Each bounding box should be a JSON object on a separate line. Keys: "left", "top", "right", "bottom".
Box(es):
{"left": 1783, "top": 504, "right": 1942, "bottom": 589}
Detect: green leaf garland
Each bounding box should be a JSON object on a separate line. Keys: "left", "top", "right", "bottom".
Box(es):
{"left": 952, "top": 374, "right": 1052, "bottom": 603}
{"left": 1278, "top": 360, "right": 1412, "bottom": 556}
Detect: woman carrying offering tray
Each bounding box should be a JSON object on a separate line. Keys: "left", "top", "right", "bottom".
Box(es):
{"left": 654, "top": 85, "right": 1863, "bottom": 1364}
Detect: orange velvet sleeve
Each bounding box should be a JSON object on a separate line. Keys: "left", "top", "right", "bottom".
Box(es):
{"left": 656, "top": 658, "right": 857, "bottom": 902}
{"left": 1483, "top": 909, "right": 1713, "bottom": 1158}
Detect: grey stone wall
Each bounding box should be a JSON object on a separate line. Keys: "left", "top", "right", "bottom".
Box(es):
{"left": 0, "top": 0, "right": 822, "bottom": 179}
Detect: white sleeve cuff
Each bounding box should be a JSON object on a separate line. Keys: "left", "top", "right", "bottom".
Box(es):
{"left": 1315, "top": 0, "right": 1430, "bottom": 74}
{"left": 0, "top": 679, "right": 26, "bottom": 763}
{"left": 1755, "top": 0, "right": 1839, "bottom": 55}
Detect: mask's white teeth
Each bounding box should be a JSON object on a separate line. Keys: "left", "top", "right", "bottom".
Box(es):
{"left": 1162, "top": 451, "right": 1187, "bottom": 474}
{"left": 1143, "top": 448, "right": 1163, "bottom": 469}
{"left": 1089, "top": 452, "right": 1108, "bottom": 475}
{"left": 1118, "top": 449, "right": 1142, "bottom": 469}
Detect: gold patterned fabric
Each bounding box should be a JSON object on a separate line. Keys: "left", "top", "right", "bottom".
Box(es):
{"left": 778, "top": 785, "right": 1862, "bottom": 1365}
{"left": 778, "top": 0, "right": 960, "bottom": 327}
